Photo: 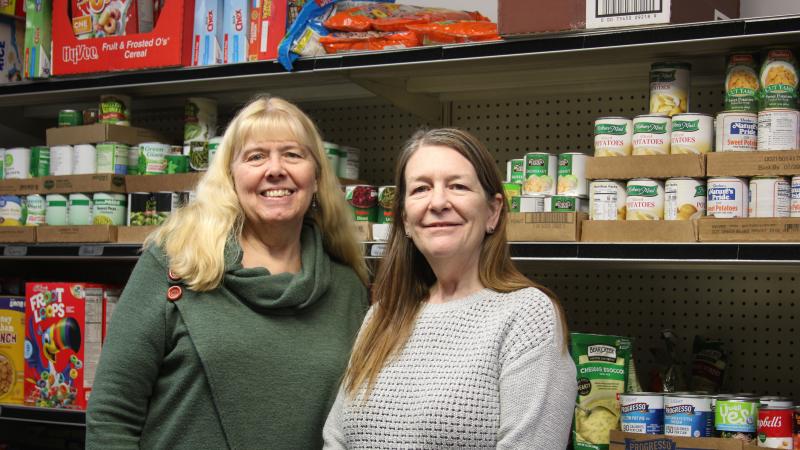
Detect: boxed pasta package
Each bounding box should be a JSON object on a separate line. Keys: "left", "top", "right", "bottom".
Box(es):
{"left": 0, "top": 296, "right": 25, "bottom": 405}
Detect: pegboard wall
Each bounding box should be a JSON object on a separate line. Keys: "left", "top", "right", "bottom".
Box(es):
{"left": 523, "top": 263, "right": 798, "bottom": 397}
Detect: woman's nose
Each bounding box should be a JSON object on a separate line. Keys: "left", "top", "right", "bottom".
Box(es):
{"left": 428, "top": 185, "right": 450, "bottom": 211}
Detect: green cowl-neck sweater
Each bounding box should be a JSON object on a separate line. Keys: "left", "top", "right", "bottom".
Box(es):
{"left": 86, "top": 224, "right": 368, "bottom": 450}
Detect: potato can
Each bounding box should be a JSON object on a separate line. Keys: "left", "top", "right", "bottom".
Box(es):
{"left": 759, "top": 48, "right": 798, "bottom": 110}
{"left": 665, "top": 178, "right": 706, "bottom": 220}
{"left": 506, "top": 158, "right": 525, "bottom": 183}
{"left": 92, "top": 193, "right": 127, "bottom": 225}
{"left": 0, "top": 149, "right": 4, "bottom": 180}
{"left": 633, "top": 115, "right": 671, "bottom": 155}
{"left": 557, "top": 153, "right": 588, "bottom": 196}
{"left": 594, "top": 117, "right": 633, "bottom": 157}
{"left": 589, "top": 179, "right": 626, "bottom": 220}
{"left": 791, "top": 176, "right": 800, "bottom": 218}
{"left": 23, "top": 194, "right": 45, "bottom": 226}
{"left": 625, "top": 179, "right": 664, "bottom": 220}
{"left": 749, "top": 176, "right": 790, "bottom": 218}
{"left": 522, "top": 153, "right": 557, "bottom": 196}
{"left": 45, "top": 194, "right": 68, "bottom": 226}
{"left": 650, "top": 62, "right": 691, "bottom": 116}
{"left": 715, "top": 112, "right": 758, "bottom": 152}
{"left": 96, "top": 142, "right": 128, "bottom": 175}
{"left": 3, "top": 147, "right": 30, "bottom": 179}
{"left": 758, "top": 109, "right": 800, "bottom": 151}
{"left": 670, "top": 113, "right": 713, "bottom": 154}
{"left": 707, "top": 177, "right": 749, "bottom": 218}
{"left": 724, "top": 54, "right": 760, "bottom": 112}
{"left": 49, "top": 145, "right": 74, "bottom": 176}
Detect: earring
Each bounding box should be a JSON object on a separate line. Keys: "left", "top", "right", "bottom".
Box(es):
{"left": 311, "top": 194, "right": 319, "bottom": 210}
{"left": 487, "top": 226, "right": 495, "bottom": 234}
{"left": 405, "top": 231, "right": 411, "bottom": 238}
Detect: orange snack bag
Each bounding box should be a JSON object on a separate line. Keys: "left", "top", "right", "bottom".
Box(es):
{"left": 406, "top": 21, "right": 500, "bottom": 45}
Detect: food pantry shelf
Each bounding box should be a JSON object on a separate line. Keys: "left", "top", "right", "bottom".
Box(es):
{"left": 0, "top": 405, "right": 85, "bottom": 427}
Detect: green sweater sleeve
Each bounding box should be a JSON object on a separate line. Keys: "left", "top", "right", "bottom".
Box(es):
{"left": 86, "top": 248, "right": 169, "bottom": 449}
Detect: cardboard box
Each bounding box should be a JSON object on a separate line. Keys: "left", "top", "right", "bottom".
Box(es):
{"left": 0, "top": 296, "right": 25, "bottom": 405}
{"left": 581, "top": 220, "right": 698, "bottom": 242}
{"left": 0, "top": 0, "right": 25, "bottom": 18}
{"left": 610, "top": 431, "right": 760, "bottom": 450}
{"left": 51, "top": 0, "right": 195, "bottom": 76}
{"left": 46, "top": 123, "right": 166, "bottom": 147}
{"left": 0, "top": 226, "right": 36, "bottom": 243}
{"left": 0, "top": 178, "right": 43, "bottom": 195}
{"left": 40, "top": 174, "right": 126, "bottom": 194}
{"left": 247, "top": 0, "right": 287, "bottom": 61}
{"left": 698, "top": 217, "right": 800, "bottom": 242}
{"left": 353, "top": 221, "right": 373, "bottom": 241}
{"left": 706, "top": 150, "right": 800, "bottom": 177}
{"left": 116, "top": 225, "right": 157, "bottom": 243}
{"left": 499, "top": 0, "right": 739, "bottom": 36}
{"left": 585, "top": 154, "right": 706, "bottom": 180}
{"left": 124, "top": 173, "right": 202, "bottom": 193}
{"left": 24, "top": 282, "right": 104, "bottom": 410}
{"left": 506, "top": 212, "right": 585, "bottom": 242}
{"left": 36, "top": 225, "right": 118, "bottom": 243}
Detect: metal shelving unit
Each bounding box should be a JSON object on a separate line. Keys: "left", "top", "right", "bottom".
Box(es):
{"left": 0, "top": 405, "right": 85, "bottom": 427}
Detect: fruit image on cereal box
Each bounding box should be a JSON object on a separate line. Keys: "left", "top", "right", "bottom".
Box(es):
{"left": 24, "top": 282, "right": 104, "bottom": 410}
{"left": 0, "top": 296, "right": 25, "bottom": 405}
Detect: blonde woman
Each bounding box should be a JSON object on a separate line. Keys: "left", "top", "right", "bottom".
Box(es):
{"left": 87, "top": 96, "right": 369, "bottom": 449}
{"left": 324, "top": 128, "right": 576, "bottom": 449}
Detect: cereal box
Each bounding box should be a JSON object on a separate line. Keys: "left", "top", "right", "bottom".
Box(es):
{"left": 222, "top": 0, "right": 247, "bottom": 64}
{"left": 0, "top": 296, "right": 25, "bottom": 405}
{"left": 101, "top": 286, "right": 121, "bottom": 342}
{"left": 192, "top": 0, "right": 223, "bottom": 66}
{"left": 0, "top": 16, "right": 24, "bottom": 84}
{"left": 24, "top": 0, "right": 52, "bottom": 79}
{"left": 24, "top": 282, "right": 104, "bottom": 410}
{"left": 71, "top": 0, "right": 140, "bottom": 39}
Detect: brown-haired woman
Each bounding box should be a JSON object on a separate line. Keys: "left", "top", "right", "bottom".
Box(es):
{"left": 323, "top": 128, "right": 577, "bottom": 449}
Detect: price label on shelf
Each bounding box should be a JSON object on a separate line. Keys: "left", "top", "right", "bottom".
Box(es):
{"left": 3, "top": 246, "right": 27, "bottom": 257}
{"left": 78, "top": 245, "right": 104, "bottom": 257}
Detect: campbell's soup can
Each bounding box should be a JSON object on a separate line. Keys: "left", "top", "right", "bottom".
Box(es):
{"left": 650, "top": 62, "right": 691, "bottom": 116}
{"left": 758, "top": 109, "right": 800, "bottom": 151}
{"left": 707, "top": 177, "right": 749, "bottom": 218}
{"left": 594, "top": 117, "right": 633, "bottom": 156}
{"left": 757, "top": 406, "right": 793, "bottom": 448}
{"left": 506, "top": 158, "right": 524, "bottom": 183}
{"left": 620, "top": 393, "right": 664, "bottom": 435}
{"left": 625, "top": 178, "right": 664, "bottom": 220}
{"left": 791, "top": 176, "right": 800, "bottom": 218}
{"left": 671, "top": 113, "right": 714, "bottom": 154}
{"left": 665, "top": 393, "right": 713, "bottom": 437}
{"left": 715, "top": 396, "right": 759, "bottom": 443}
{"left": 557, "top": 153, "right": 588, "bottom": 196}
{"left": 665, "top": 178, "right": 706, "bottom": 220}
{"left": 716, "top": 111, "right": 758, "bottom": 152}
{"left": 522, "top": 153, "right": 557, "bottom": 196}
{"left": 589, "top": 180, "right": 626, "bottom": 220}
{"left": 749, "top": 176, "right": 791, "bottom": 218}
{"left": 633, "top": 114, "right": 671, "bottom": 155}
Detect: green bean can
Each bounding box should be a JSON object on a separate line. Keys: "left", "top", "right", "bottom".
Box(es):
{"left": 165, "top": 154, "right": 189, "bottom": 174}
{"left": 58, "top": 109, "right": 82, "bottom": 127}
{"left": 30, "top": 146, "right": 50, "bottom": 177}
{"left": 137, "top": 142, "right": 169, "bottom": 175}
{"left": 188, "top": 141, "right": 208, "bottom": 171}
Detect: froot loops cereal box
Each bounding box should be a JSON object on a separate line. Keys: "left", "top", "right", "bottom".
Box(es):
{"left": 0, "top": 296, "right": 25, "bottom": 405}
{"left": 24, "top": 282, "right": 104, "bottom": 410}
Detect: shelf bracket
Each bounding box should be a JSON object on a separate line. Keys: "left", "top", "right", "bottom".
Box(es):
{"left": 348, "top": 76, "right": 443, "bottom": 125}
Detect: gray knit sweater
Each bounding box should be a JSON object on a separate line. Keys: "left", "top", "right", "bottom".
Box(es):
{"left": 323, "top": 287, "right": 577, "bottom": 449}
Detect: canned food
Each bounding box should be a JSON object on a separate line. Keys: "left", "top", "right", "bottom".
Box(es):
{"left": 127, "top": 193, "right": 152, "bottom": 226}
{"left": 99, "top": 94, "right": 131, "bottom": 125}
{"left": 664, "top": 393, "right": 713, "bottom": 437}
{"left": 208, "top": 136, "right": 222, "bottom": 166}
{"left": 620, "top": 393, "right": 664, "bottom": 435}
{"left": 519, "top": 195, "right": 546, "bottom": 213}
{"left": 3, "top": 148, "right": 30, "bottom": 179}
{"left": 45, "top": 194, "right": 68, "bottom": 226}
{"left": 68, "top": 193, "right": 93, "bottom": 226}
{"left": 546, "top": 195, "right": 587, "bottom": 213}
{"left": 758, "top": 109, "right": 800, "bottom": 151}
{"left": 670, "top": 113, "right": 714, "bottom": 154}
{"left": 345, "top": 185, "right": 378, "bottom": 222}
{"left": 165, "top": 154, "right": 189, "bottom": 174}
{"left": 49, "top": 145, "right": 74, "bottom": 176}
{"left": 522, "top": 153, "right": 557, "bottom": 195}
{"left": 138, "top": 142, "right": 169, "bottom": 175}
{"left": 665, "top": 178, "right": 706, "bottom": 220}
{"left": 791, "top": 176, "right": 800, "bottom": 218}
{"left": 759, "top": 396, "right": 794, "bottom": 408}
{"left": 557, "top": 153, "right": 588, "bottom": 196}
{"left": 58, "top": 109, "right": 82, "bottom": 127}
{"left": 725, "top": 54, "right": 760, "bottom": 112}
{"left": 760, "top": 48, "right": 798, "bottom": 110}
{"left": 503, "top": 182, "right": 522, "bottom": 210}
{"left": 506, "top": 158, "right": 524, "bottom": 183}
{"left": 92, "top": 193, "right": 127, "bottom": 225}
{"left": 324, "top": 142, "right": 342, "bottom": 176}
{"left": 184, "top": 97, "right": 218, "bottom": 142}
{"left": 715, "top": 397, "right": 759, "bottom": 443}
{"left": 0, "top": 196, "right": 25, "bottom": 226}
{"left": 594, "top": 117, "right": 633, "bottom": 157}
{"left": 127, "top": 146, "right": 140, "bottom": 175}
{"left": 30, "top": 146, "right": 50, "bottom": 178}
{"left": 633, "top": 115, "right": 672, "bottom": 155}
{"left": 156, "top": 192, "right": 186, "bottom": 222}
{"left": 82, "top": 108, "right": 98, "bottom": 125}
{"left": 0, "top": 148, "right": 4, "bottom": 180}
{"left": 377, "top": 186, "right": 395, "bottom": 224}
{"left": 650, "top": 62, "right": 691, "bottom": 116}
{"left": 340, "top": 146, "right": 360, "bottom": 180}
{"left": 749, "top": 176, "right": 790, "bottom": 218}
{"left": 23, "top": 194, "right": 45, "bottom": 226}
{"left": 625, "top": 179, "right": 665, "bottom": 220}
{"left": 716, "top": 111, "right": 758, "bottom": 152}
{"left": 73, "top": 143, "right": 98, "bottom": 175}
{"left": 794, "top": 406, "right": 800, "bottom": 450}
{"left": 707, "top": 177, "right": 749, "bottom": 218}
{"left": 188, "top": 141, "right": 208, "bottom": 171}
{"left": 589, "top": 180, "right": 626, "bottom": 220}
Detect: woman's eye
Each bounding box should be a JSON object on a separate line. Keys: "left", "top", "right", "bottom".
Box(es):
{"left": 285, "top": 151, "right": 303, "bottom": 159}
{"left": 410, "top": 185, "right": 429, "bottom": 194}
{"left": 451, "top": 184, "right": 468, "bottom": 190}
{"left": 246, "top": 153, "right": 264, "bottom": 162}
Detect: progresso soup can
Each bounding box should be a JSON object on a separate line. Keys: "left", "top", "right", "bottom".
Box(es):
{"left": 665, "top": 393, "right": 713, "bottom": 438}
{"left": 620, "top": 393, "right": 664, "bottom": 435}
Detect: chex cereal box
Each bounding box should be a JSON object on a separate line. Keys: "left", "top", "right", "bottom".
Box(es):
{"left": 0, "top": 296, "right": 25, "bottom": 405}
{"left": 24, "top": 282, "right": 104, "bottom": 410}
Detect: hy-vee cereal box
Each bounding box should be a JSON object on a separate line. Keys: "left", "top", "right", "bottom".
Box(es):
{"left": 24, "top": 282, "right": 104, "bottom": 410}
{"left": 0, "top": 296, "right": 25, "bottom": 405}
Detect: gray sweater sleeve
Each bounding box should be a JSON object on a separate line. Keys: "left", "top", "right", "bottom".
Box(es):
{"left": 322, "top": 387, "right": 348, "bottom": 449}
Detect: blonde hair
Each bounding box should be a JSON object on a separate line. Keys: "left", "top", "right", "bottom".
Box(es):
{"left": 146, "top": 96, "right": 368, "bottom": 290}
{"left": 343, "top": 128, "right": 566, "bottom": 398}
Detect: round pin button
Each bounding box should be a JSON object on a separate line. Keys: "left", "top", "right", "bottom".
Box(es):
{"left": 167, "top": 285, "right": 182, "bottom": 301}
{"left": 168, "top": 269, "right": 181, "bottom": 281}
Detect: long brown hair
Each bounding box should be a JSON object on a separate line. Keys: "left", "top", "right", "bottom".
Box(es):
{"left": 344, "top": 128, "right": 565, "bottom": 398}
